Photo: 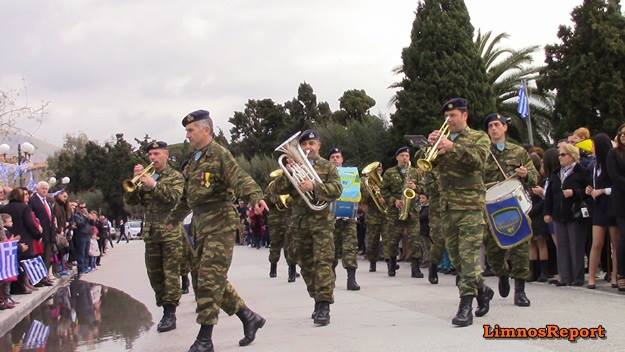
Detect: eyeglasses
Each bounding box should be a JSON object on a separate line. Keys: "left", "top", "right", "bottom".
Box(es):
{"left": 558, "top": 153, "right": 569, "bottom": 157}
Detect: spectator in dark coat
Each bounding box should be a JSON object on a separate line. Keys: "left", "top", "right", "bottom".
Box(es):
{"left": 607, "top": 123, "right": 625, "bottom": 291}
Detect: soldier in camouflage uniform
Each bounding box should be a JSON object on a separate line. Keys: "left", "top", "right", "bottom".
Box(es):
{"left": 328, "top": 148, "right": 360, "bottom": 291}
{"left": 123, "top": 141, "right": 184, "bottom": 333}
{"left": 266, "top": 172, "right": 298, "bottom": 282}
{"left": 421, "top": 166, "right": 445, "bottom": 284}
{"left": 165, "top": 110, "right": 268, "bottom": 352}
{"left": 180, "top": 216, "right": 193, "bottom": 294}
{"left": 381, "top": 147, "right": 424, "bottom": 278}
{"left": 361, "top": 163, "right": 386, "bottom": 272}
{"left": 273, "top": 129, "right": 342, "bottom": 326}
{"left": 483, "top": 113, "right": 538, "bottom": 307}
{"left": 427, "top": 98, "right": 494, "bottom": 327}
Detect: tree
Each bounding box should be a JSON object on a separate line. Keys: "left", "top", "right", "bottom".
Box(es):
{"left": 391, "top": 0, "right": 496, "bottom": 138}
{"left": 540, "top": 0, "right": 625, "bottom": 137}
{"left": 333, "top": 89, "right": 376, "bottom": 125}
{"left": 229, "top": 99, "right": 290, "bottom": 158}
{"left": 284, "top": 82, "right": 331, "bottom": 131}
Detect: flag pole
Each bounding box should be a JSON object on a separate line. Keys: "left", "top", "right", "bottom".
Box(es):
{"left": 525, "top": 79, "right": 535, "bottom": 146}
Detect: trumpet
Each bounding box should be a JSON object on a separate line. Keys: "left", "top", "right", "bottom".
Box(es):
{"left": 122, "top": 162, "right": 155, "bottom": 193}
{"left": 399, "top": 161, "right": 416, "bottom": 221}
{"left": 361, "top": 161, "right": 387, "bottom": 214}
{"left": 274, "top": 132, "right": 328, "bottom": 211}
{"left": 417, "top": 117, "right": 450, "bottom": 172}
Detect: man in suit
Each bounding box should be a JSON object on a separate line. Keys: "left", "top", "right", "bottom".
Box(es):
{"left": 29, "top": 181, "right": 56, "bottom": 285}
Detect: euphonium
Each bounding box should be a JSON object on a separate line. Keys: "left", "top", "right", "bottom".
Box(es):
{"left": 274, "top": 132, "right": 328, "bottom": 211}
{"left": 122, "top": 162, "right": 155, "bottom": 193}
{"left": 417, "top": 117, "right": 451, "bottom": 172}
{"left": 399, "top": 161, "right": 416, "bottom": 221}
{"left": 361, "top": 161, "right": 387, "bottom": 214}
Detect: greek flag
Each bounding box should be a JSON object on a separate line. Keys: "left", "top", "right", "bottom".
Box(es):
{"left": 20, "top": 256, "right": 47, "bottom": 285}
{"left": 0, "top": 240, "right": 19, "bottom": 281}
{"left": 22, "top": 319, "right": 50, "bottom": 349}
{"left": 517, "top": 84, "right": 529, "bottom": 119}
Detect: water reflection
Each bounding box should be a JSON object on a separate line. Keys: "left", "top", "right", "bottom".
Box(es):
{"left": 0, "top": 280, "right": 153, "bottom": 351}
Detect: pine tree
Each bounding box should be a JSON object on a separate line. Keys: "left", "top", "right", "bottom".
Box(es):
{"left": 391, "top": 0, "right": 496, "bottom": 138}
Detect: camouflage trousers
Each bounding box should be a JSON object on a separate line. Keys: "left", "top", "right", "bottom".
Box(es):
{"left": 428, "top": 209, "right": 445, "bottom": 265}
{"left": 365, "top": 222, "right": 385, "bottom": 262}
{"left": 443, "top": 210, "right": 485, "bottom": 297}
{"left": 483, "top": 226, "right": 530, "bottom": 280}
{"left": 268, "top": 216, "right": 296, "bottom": 265}
{"left": 333, "top": 219, "right": 358, "bottom": 270}
{"left": 191, "top": 225, "right": 245, "bottom": 325}
{"left": 180, "top": 236, "right": 192, "bottom": 276}
{"left": 383, "top": 214, "right": 422, "bottom": 261}
{"left": 293, "top": 215, "right": 336, "bottom": 303}
{"left": 145, "top": 239, "right": 182, "bottom": 307}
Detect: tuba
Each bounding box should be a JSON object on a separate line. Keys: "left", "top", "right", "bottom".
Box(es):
{"left": 122, "top": 162, "right": 155, "bottom": 193}
{"left": 399, "top": 161, "right": 416, "bottom": 221}
{"left": 417, "top": 117, "right": 450, "bottom": 172}
{"left": 274, "top": 132, "right": 328, "bottom": 211}
{"left": 361, "top": 161, "right": 387, "bottom": 214}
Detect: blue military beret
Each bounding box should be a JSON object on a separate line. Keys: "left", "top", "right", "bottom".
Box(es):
{"left": 327, "top": 147, "right": 342, "bottom": 159}
{"left": 483, "top": 113, "right": 511, "bottom": 130}
{"left": 441, "top": 98, "right": 468, "bottom": 113}
{"left": 145, "top": 141, "right": 168, "bottom": 152}
{"left": 299, "top": 129, "right": 320, "bottom": 143}
{"left": 395, "top": 146, "right": 410, "bottom": 157}
{"left": 182, "top": 110, "right": 210, "bottom": 127}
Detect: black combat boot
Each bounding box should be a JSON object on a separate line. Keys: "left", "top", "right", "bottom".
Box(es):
{"left": 157, "top": 304, "right": 177, "bottom": 332}
{"left": 369, "top": 261, "right": 376, "bottom": 272}
{"left": 387, "top": 257, "right": 397, "bottom": 277}
{"left": 537, "top": 261, "right": 549, "bottom": 282}
{"left": 346, "top": 268, "right": 360, "bottom": 291}
{"left": 514, "top": 279, "right": 531, "bottom": 307}
{"left": 269, "top": 263, "right": 277, "bottom": 278}
{"left": 313, "top": 301, "right": 331, "bottom": 326}
{"left": 451, "top": 296, "right": 474, "bottom": 327}
{"left": 187, "top": 324, "right": 214, "bottom": 352}
{"left": 236, "top": 307, "right": 266, "bottom": 346}
{"left": 181, "top": 275, "right": 190, "bottom": 294}
{"left": 411, "top": 259, "right": 424, "bottom": 278}
{"left": 498, "top": 275, "right": 510, "bottom": 297}
{"left": 475, "top": 284, "right": 494, "bottom": 317}
{"left": 428, "top": 263, "right": 438, "bottom": 284}
{"left": 311, "top": 301, "right": 320, "bottom": 319}
{"left": 288, "top": 264, "right": 297, "bottom": 282}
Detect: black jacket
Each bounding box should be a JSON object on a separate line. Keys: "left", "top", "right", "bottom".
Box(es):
{"left": 29, "top": 194, "right": 56, "bottom": 244}
{"left": 544, "top": 163, "right": 591, "bottom": 223}
{"left": 0, "top": 201, "right": 42, "bottom": 258}
{"left": 607, "top": 149, "right": 625, "bottom": 219}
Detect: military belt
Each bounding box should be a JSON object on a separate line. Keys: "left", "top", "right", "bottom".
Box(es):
{"left": 192, "top": 202, "right": 231, "bottom": 214}
{"left": 439, "top": 175, "right": 483, "bottom": 188}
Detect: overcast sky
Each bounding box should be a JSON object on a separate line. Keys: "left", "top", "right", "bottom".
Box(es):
{"left": 1, "top": 0, "right": 582, "bottom": 147}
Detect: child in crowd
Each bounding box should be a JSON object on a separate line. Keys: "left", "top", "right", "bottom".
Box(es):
{"left": 88, "top": 228, "right": 101, "bottom": 271}
{"left": 1, "top": 213, "right": 23, "bottom": 309}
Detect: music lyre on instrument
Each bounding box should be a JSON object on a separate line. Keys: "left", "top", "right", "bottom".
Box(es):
{"left": 122, "top": 162, "right": 155, "bottom": 193}
{"left": 417, "top": 117, "right": 450, "bottom": 172}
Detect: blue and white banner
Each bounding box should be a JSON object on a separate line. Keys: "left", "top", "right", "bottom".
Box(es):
{"left": 517, "top": 84, "right": 529, "bottom": 119}
{"left": 22, "top": 319, "right": 50, "bottom": 349}
{"left": 21, "top": 255, "right": 47, "bottom": 285}
{"left": 0, "top": 240, "right": 19, "bottom": 281}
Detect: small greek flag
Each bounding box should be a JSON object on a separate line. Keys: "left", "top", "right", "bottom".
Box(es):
{"left": 0, "top": 240, "right": 19, "bottom": 281}
{"left": 517, "top": 84, "right": 529, "bottom": 119}
{"left": 20, "top": 256, "right": 47, "bottom": 285}
{"left": 22, "top": 319, "right": 50, "bottom": 349}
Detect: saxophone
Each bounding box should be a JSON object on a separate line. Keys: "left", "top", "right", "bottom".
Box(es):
{"left": 399, "top": 161, "right": 416, "bottom": 221}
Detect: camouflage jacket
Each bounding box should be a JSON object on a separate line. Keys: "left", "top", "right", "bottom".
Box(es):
{"left": 381, "top": 165, "right": 422, "bottom": 218}
{"left": 484, "top": 141, "right": 539, "bottom": 187}
{"left": 421, "top": 166, "right": 443, "bottom": 213}
{"left": 166, "top": 141, "right": 263, "bottom": 230}
{"left": 124, "top": 165, "right": 184, "bottom": 242}
{"left": 273, "top": 156, "right": 342, "bottom": 222}
{"left": 359, "top": 178, "right": 386, "bottom": 224}
{"left": 432, "top": 126, "right": 489, "bottom": 211}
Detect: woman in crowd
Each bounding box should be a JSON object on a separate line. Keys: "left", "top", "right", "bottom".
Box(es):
{"left": 587, "top": 133, "right": 620, "bottom": 289}
{"left": 529, "top": 153, "right": 550, "bottom": 282}
{"left": 607, "top": 123, "right": 625, "bottom": 291}
{"left": 53, "top": 191, "right": 71, "bottom": 276}
{"left": 544, "top": 143, "right": 591, "bottom": 286}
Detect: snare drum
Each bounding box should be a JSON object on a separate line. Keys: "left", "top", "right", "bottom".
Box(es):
{"left": 486, "top": 178, "right": 532, "bottom": 214}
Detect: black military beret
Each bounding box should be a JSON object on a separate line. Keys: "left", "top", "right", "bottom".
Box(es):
{"left": 299, "top": 129, "right": 320, "bottom": 143}
{"left": 145, "top": 141, "right": 168, "bottom": 152}
{"left": 441, "top": 98, "right": 468, "bottom": 113}
{"left": 395, "top": 146, "right": 410, "bottom": 157}
{"left": 483, "top": 113, "right": 510, "bottom": 130}
{"left": 182, "top": 109, "right": 210, "bottom": 127}
{"left": 327, "top": 147, "right": 342, "bottom": 159}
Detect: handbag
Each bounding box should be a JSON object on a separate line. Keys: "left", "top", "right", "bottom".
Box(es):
{"left": 572, "top": 199, "right": 592, "bottom": 220}
{"left": 55, "top": 231, "right": 69, "bottom": 249}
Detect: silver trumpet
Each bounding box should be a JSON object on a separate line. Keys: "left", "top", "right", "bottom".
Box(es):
{"left": 274, "top": 131, "right": 328, "bottom": 211}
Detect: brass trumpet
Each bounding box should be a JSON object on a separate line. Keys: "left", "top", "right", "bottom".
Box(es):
{"left": 399, "top": 161, "right": 416, "bottom": 221}
{"left": 122, "top": 162, "right": 155, "bottom": 193}
{"left": 417, "top": 117, "right": 450, "bottom": 172}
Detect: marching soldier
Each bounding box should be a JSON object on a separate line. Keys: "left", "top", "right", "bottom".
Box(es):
{"left": 421, "top": 166, "right": 445, "bottom": 285}
{"left": 123, "top": 141, "right": 184, "bottom": 333}
{"left": 165, "top": 110, "right": 268, "bottom": 352}
{"left": 328, "top": 148, "right": 360, "bottom": 291}
{"left": 427, "top": 98, "right": 494, "bottom": 327}
{"left": 361, "top": 163, "right": 386, "bottom": 272}
{"left": 273, "top": 129, "right": 342, "bottom": 326}
{"left": 381, "top": 147, "right": 424, "bottom": 278}
{"left": 266, "top": 171, "right": 298, "bottom": 282}
{"left": 483, "top": 113, "right": 539, "bottom": 307}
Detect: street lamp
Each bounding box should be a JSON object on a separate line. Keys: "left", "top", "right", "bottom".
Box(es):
{"left": 0, "top": 142, "right": 36, "bottom": 187}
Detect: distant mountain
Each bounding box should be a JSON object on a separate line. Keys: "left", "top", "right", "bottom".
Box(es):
{"left": 0, "top": 134, "right": 60, "bottom": 163}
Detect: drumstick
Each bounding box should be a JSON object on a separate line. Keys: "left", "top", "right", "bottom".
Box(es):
{"left": 488, "top": 148, "right": 509, "bottom": 180}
